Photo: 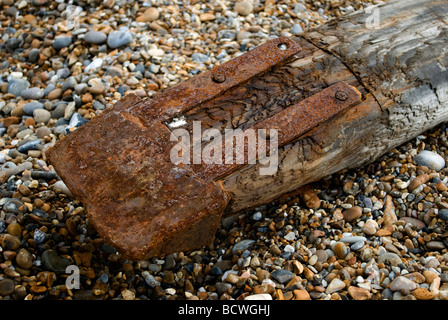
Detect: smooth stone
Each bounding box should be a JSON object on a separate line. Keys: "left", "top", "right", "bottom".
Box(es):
{"left": 16, "top": 128, "right": 35, "bottom": 139}
{"left": 326, "top": 278, "right": 346, "bottom": 294}
{"left": 52, "top": 104, "right": 67, "bottom": 119}
{"left": 332, "top": 242, "right": 348, "bottom": 259}
{"left": 342, "top": 206, "right": 362, "bottom": 222}
{"left": 232, "top": 239, "right": 255, "bottom": 253}
{"left": 438, "top": 209, "right": 448, "bottom": 220}
{"left": 234, "top": 0, "right": 253, "bottom": 16}
{"left": 293, "top": 289, "right": 310, "bottom": 300}
{"left": 378, "top": 252, "right": 402, "bottom": 267}
{"left": 33, "top": 108, "right": 51, "bottom": 124}
{"left": 339, "top": 236, "right": 367, "bottom": 244}
{"left": 315, "top": 249, "right": 329, "bottom": 263}
{"left": 0, "top": 279, "right": 15, "bottom": 296}
{"left": 84, "top": 58, "right": 103, "bottom": 72}
{"left": 6, "top": 222, "right": 22, "bottom": 236}
{"left": 47, "top": 88, "right": 63, "bottom": 100}
{"left": 148, "top": 48, "right": 164, "bottom": 57}
{"left": 351, "top": 241, "right": 366, "bottom": 251}
{"left": 399, "top": 217, "right": 426, "bottom": 230}
{"left": 413, "top": 287, "right": 435, "bottom": 300}
{"left": 62, "top": 76, "right": 77, "bottom": 91}
{"left": 191, "top": 52, "right": 209, "bottom": 63}
{"left": 16, "top": 248, "right": 33, "bottom": 269}
{"left": 3, "top": 199, "right": 23, "bottom": 214}
{"left": 41, "top": 249, "right": 70, "bottom": 274}
{"left": 8, "top": 78, "right": 29, "bottom": 97}
{"left": 291, "top": 23, "right": 303, "bottom": 35}
{"left": 17, "top": 140, "right": 41, "bottom": 153}
{"left": 84, "top": 31, "right": 107, "bottom": 44}
{"left": 271, "top": 269, "right": 294, "bottom": 284}
{"left": 348, "top": 286, "right": 372, "bottom": 300}
{"left": 408, "top": 174, "right": 430, "bottom": 192}
{"left": 390, "top": 276, "right": 418, "bottom": 292}
{"left": 107, "top": 31, "right": 133, "bottom": 48}
{"left": 2, "top": 234, "right": 21, "bottom": 250}
{"left": 53, "top": 36, "right": 72, "bottom": 50}
{"left": 35, "top": 127, "right": 52, "bottom": 139}
{"left": 53, "top": 180, "right": 73, "bottom": 197}
{"left": 362, "top": 219, "right": 379, "bottom": 235}
{"left": 136, "top": 7, "right": 159, "bottom": 22}
{"left": 414, "top": 150, "right": 445, "bottom": 171}
{"left": 23, "top": 102, "right": 44, "bottom": 115}
{"left": 426, "top": 241, "right": 446, "bottom": 250}
{"left": 21, "top": 87, "right": 44, "bottom": 100}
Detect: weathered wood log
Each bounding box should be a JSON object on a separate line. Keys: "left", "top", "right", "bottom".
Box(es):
{"left": 47, "top": 0, "right": 448, "bottom": 259}
{"left": 215, "top": 0, "right": 448, "bottom": 215}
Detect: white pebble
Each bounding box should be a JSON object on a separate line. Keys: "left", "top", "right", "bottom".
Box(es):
{"left": 413, "top": 150, "right": 445, "bottom": 171}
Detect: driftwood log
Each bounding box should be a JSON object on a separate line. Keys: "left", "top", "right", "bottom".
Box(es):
{"left": 47, "top": 0, "right": 448, "bottom": 259}
{"left": 211, "top": 0, "right": 448, "bottom": 215}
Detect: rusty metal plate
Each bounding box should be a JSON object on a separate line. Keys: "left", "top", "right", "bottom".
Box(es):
{"left": 193, "top": 82, "right": 362, "bottom": 180}
{"left": 127, "top": 36, "right": 301, "bottom": 125}
{"left": 47, "top": 93, "right": 229, "bottom": 260}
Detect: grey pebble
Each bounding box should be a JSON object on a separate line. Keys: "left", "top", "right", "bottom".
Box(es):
{"left": 291, "top": 23, "right": 303, "bottom": 34}
{"left": 28, "top": 48, "right": 40, "bottom": 63}
{"left": 52, "top": 104, "right": 67, "bottom": 119}
{"left": 41, "top": 249, "right": 71, "bottom": 274}
{"left": 23, "top": 102, "right": 44, "bottom": 115}
{"left": 8, "top": 78, "right": 29, "bottom": 97}
{"left": 53, "top": 36, "right": 72, "bottom": 50}
{"left": 84, "top": 31, "right": 107, "bottom": 44}
{"left": 192, "top": 52, "right": 210, "bottom": 63}
{"left": 33, "top": 108, "right": 52, "bottom": 124}
{"left": 271, "top": 269, "right": 294, "bottom": 284}
{"left": 17, "top": 139, "right": 41, "bottom": 153}
{"left": 232, "top": 239, "right": 255, "bottom": 253}
{"left": 378, "top": 252, "right": 402, "bottom": 267}
{"left": 339, "top": 236, "right": 367, "bottom": 243}
{"left": 107, "top": 31, "right": 133, "bottom": 48}
{"left": 438, "top": 209, "right": 448, "bottom": 220}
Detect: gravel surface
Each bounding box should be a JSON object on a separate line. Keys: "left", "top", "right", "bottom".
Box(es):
{"left": 2, "top": 0, "right": 448, "bottom": 301}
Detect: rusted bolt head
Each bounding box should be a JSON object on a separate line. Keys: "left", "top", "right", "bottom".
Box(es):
{"left": 212, "top": 73, "right": 226, "bottom": 83}
{"left": 335, "top": 90, "right": 348, "bottom": 101}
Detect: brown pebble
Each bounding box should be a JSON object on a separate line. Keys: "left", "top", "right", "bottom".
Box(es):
{"left": 3, "top": 116, "right": 20, "bottom": 127}
{"left": 348, "top": 286, "right": 372, "bottom": 300}
{"left": 48, "top": 88, "right": 63, "bottom": 100}
{"left": 253, "top": 284, "right": 274, "bottom": 294}
{"left": 6, "top": 222, "right": 22, "bottom": 237}
{"left": 408, "top": 174, "right": 430, "bottom": 191}
{"left": 18, "top": 184, "right": 31, "bottom": 196}
{"left": 300, "top": 189, "right": 321, "bottom": 210}
{"left": 293, "top": 289, "right": 310, "bottom": 300}
{"left": 0, "top": 279, "right": 15, "bottom": 296}
{"left": 423, "top": 270, "right": 439, "bottom": 284}
{"left": 16, "top": 248, "right": 33, "bottom": 269}
{"left": 333, "top": 242, "right": 348, "bottom": 259}
{"left": 342, "top": 206, "right": 362, "bottom": 222}
{"left": 2, "top": 234, "right": 21, "bottom": 251}
{"left": 136, "top": 7, "right": 160, "bottom": 22}
{"left": 412, "top": 287, "right": 435, "bottom": 300}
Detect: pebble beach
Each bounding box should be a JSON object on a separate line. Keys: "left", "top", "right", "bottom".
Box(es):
{"left": 1, "top": 0, "right": 448, "bottom": 302}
